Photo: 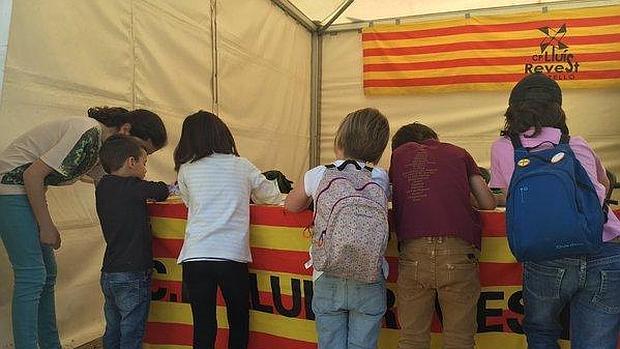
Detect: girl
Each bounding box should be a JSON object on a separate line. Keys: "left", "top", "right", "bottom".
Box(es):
{"left": 0, "top": 107, "right": 167, "bottom": 349}
{"left": 174, "top": 110, "right": 281, "bottom": 349}
{"left": 490, "top": 73, "right": 620, "bottom": 349}
{"left": 285, "top": 108, "right": 390, "bottom": 349}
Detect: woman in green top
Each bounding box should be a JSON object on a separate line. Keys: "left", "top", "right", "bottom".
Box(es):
{"left": 0, "top": 107, "right": 167, "bottom": 349}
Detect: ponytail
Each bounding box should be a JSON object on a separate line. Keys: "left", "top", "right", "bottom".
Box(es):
{"left": 88, "top": 107, "right": 167, "bottom": 150}
{"left": 87, "top": 106, "right": 130, "bottom": 127}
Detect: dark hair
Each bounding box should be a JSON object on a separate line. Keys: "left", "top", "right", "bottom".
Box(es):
{"left": 174, "top": 110, "right": 239, "bottom": 171}
{"left": 99, "top": 135, "right": 145, "bottom": 174}
{"left": 501, "top": 100, "right": 569, "bottom": 138}
{"left": 88, "top": 107, "right": 168, "bottom": 150}
{"left": 334, "top": 108, "right": 389, "bottom": 164}
{"left": 391, "top": 122, "right": 438, "bottom": 150}
{"left": 502, "top": 74, "right": 568, "bottom": 138}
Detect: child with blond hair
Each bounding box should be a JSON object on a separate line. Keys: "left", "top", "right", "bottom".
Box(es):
{"left": 286, "top": 107, "right": 391, "bottom": 349}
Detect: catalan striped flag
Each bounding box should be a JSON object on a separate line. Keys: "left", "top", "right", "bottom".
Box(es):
{"left": 363, "top": 5, "right": 620, "bottom": 95}
{"left": 146, "top": 201, "right": 581, "bottom": 349}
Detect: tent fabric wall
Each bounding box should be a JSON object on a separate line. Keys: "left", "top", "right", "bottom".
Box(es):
{"left": 217, "top": 0, "right": 311, "bottom": 180}
{"left": 0, "top": 0, "right": 12, "bottom": 102}
{"left": 320, "top": 29, "right": 620, "bottom": 196}
{"left": 0, "top": 0, "right": 310, "bottom": 347}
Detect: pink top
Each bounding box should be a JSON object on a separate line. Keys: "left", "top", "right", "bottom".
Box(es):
{"left": 489, "top": 127, "right": 620, "bottom": 242}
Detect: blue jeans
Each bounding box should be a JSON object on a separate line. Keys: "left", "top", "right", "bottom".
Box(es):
{"left": 523, "top": 242, "right": 620, "bottom": 349}
{"left": 0, "top": 195, "right": 61, "bottom": 349}
{"left": 312, "top": 274, "right": 387, "bottom": 349}
{"left": 100, "top": 270, "right": 152, "bottom": 349}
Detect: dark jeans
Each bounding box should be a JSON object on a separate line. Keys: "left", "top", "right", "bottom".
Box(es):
{"left": 100, "top": 270, "right": 152, "bottom": 349}
{"left": 523, "top": 242, "right": 620, "bottom": 349}
{"left": 182, "top": 261, "right": 250, "bottom": 349}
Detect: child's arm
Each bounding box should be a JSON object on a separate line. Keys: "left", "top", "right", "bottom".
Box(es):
{"left": 285, "top": 176, "right": 312, "bottom": 212}
{"left": 176, "top": 167, "right": 190, "bottom": 204}
{"left": 594, "top": 155, "right": 611, "bottom": 195}
{"left": 489, "top": 140, "right": 511, "bottom": 207}
{"left": 469, "top": 174, "right": 496, "bottom": 210}
{"left": 248, "top": 163, "right": 281, "bottom": 205}
{"left": 134, "top": 180, "right": 170, "bottom": 202}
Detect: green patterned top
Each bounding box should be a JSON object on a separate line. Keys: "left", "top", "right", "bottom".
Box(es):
{"left": 0, "top": 122, "right": 102, "bottom": 188}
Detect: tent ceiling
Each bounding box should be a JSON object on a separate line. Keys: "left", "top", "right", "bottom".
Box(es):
{"left": 290, "top": 0, "right": 570, "bottom": 25}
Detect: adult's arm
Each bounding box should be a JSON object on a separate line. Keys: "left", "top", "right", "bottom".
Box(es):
{"left": 80, "top": 162, "right": 106, "bottom": 185}
{"left": 23, "top": 159, "right": 61, "bottom": 249}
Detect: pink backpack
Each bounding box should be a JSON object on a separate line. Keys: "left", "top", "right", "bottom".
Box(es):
{"left": 311, "top": 160, "right": 389, "bottom": 283}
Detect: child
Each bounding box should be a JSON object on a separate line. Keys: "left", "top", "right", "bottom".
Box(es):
{"left": 174, "top": 110, "right": 281, "bottom": 349}
{"left": 96, "top": 135, "right": 170, "bottom": 349}
{"left": 285, "top": 107, "right": 390, "bottom": 349}
{"left": 489, "top": 73, "right": 620, "bottom": 349}
{"left": 389, "top": 122, "right": 495, "bottom": 349}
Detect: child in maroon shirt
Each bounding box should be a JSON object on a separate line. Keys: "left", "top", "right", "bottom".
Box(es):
{"left": 389, "top": 122, "right": 495, "bottom": 349}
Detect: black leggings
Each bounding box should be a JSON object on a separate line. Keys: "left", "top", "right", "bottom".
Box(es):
{"left": 182, "top": 261, "right": 249, "bottom": 349}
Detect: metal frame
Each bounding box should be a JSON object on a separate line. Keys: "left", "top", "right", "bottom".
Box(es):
{"left": 309, "top": 33, "right": 322, "bottom": 167}
{"left": 210, "top": 0, "right": 219, "bottom": 114}
{"left": 270, "top": 0, "right": 354, "bottom": 167}
{"left": 319, "top": 0, "right": 354, "bottom": 34}
{"left": 271, "top": 0, "right": 318, "bottom": 32}
{"left": 324, "top": 0, "right": 620, "bottom": 33}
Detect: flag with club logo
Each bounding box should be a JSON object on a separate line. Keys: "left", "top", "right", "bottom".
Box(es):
{"left": 363, "top": 5, "right": 620, "bottom": 95}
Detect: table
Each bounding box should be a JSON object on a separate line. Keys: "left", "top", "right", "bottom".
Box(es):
{"left": 144, "top": 201, "right": 620, "bottom": 349}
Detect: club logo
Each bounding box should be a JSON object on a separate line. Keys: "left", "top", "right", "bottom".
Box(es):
{"left": 524, "top": 23, "right": 580, "bottom": 80}
{"left": 539, "top": 24, "right": 568, "bottom": 52}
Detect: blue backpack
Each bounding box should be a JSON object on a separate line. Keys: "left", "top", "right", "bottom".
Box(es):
{"left": 506, "top": 134, "right": 606, "bottom": 262}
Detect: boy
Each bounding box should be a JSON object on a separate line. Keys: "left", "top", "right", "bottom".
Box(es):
{"left": 390, "top": 123, "right": 495, "bottom": 349}
{"left": 96, "top": 135, "right": 169, "bottom": 349}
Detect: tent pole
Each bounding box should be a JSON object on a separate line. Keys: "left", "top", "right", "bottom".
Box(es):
{"left": 309, "top": 32, "right": 322, "bottom": 168}
{"left": 210, "top": 0, "right": 219, "bottom": 114}
{"left": 270, "top": 0, "right": 318, "bottom": 32}
{"left": 318, "top": 0, "right": 354, "bottom": 33}
{"left": 269, "top": 0, "right": 321, "bottom": 169}
{"left": 325, "top": 0, "right": 618, "bottom": 33}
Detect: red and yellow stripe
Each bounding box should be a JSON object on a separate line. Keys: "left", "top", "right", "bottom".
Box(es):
{"left": 146, "top": 202, "right": 615, "bottom": 348}
{"left": 362, "top": 5, "right": 620, "bottom": 94}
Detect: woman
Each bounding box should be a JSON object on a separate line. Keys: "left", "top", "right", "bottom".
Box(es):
{"left": 0, "top": 107, "right": 167, "bottom": 349}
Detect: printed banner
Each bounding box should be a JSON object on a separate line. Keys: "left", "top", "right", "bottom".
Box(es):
{"left": 145, "top": 201, "right": 617, "bottom": 349}
{"left": 362, "top": 5, "right": 620, "bottom": 95}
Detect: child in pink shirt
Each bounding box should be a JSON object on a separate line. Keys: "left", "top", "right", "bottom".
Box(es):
{"left": 490, "top": 73, "right": 620, "bottom": 349}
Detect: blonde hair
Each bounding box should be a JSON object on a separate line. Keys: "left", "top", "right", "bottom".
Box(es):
{"left": 334, "top": 108, "right": 389, "bottom": 164}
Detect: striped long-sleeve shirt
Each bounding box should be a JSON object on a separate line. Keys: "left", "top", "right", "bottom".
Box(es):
{"left": 177, "top": 154, "right": 282, "bottom": 263}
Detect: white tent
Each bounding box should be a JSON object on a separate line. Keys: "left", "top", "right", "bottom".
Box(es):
{"left": 0, "top": 0, "right": 619, "bottom": 347}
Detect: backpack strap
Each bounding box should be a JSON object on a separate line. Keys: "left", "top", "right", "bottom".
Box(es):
{"left": 511, "top": 133, "right": 570, "bottom": 151}
{"left": 509, "top": 134, "right": 524, "bottom": 150}
{"left": 326, "top": 160, "right": 372, "bottom": 172}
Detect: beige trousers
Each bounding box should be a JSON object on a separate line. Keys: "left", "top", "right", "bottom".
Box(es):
{"left": 397, "top": 237, "right": 480, "bottom": 349}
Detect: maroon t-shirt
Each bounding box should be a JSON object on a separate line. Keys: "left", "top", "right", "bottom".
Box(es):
{"left": 389, "top": 140, "right": 483, "bottom": 248}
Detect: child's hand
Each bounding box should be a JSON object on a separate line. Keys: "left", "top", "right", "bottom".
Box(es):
{"left": 168, "top": 182, "right": 180, "bottom": 196}
{"left": 39, "top": 223, "right": 61, "bottom": 250}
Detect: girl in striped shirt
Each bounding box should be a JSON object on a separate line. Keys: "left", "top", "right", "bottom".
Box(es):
{"left": 173, "top": 110, "right": 281, "bottom": 349}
